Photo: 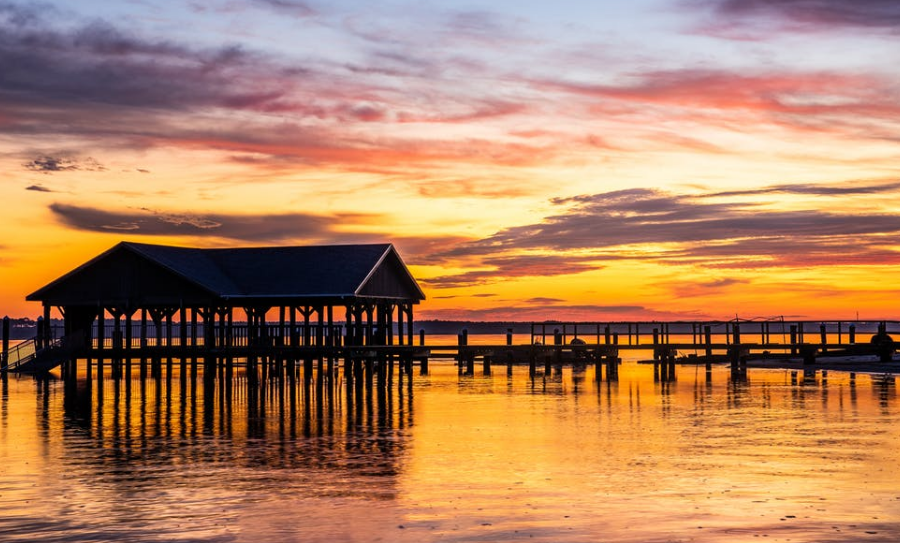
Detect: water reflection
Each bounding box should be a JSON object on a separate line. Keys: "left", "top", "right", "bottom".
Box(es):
{"left": 3, "top": 361, "right": 900, "bottom": 542}
{"left": 54, "top": 362, "right": 414, "bottom": 508}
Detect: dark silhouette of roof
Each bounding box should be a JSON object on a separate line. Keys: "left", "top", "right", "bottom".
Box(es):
{"left": 27, "top": 241, "right": 425, "bottom": 306}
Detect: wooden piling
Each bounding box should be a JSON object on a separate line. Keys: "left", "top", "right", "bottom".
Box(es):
{"left": 704, "top": 326, "right": 712, "bottom": 357}
{"left": 790, "top": 325, "right": 798, "bottom": 355}
{"left": 1, "top": 316, "right": 9, "bottom": 369}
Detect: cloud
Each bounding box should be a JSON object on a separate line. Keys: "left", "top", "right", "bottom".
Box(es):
{"left": 420, "top": 303, "right": 704, "bottom": 322}
{"left": 25, "top": 184, "right": 53, "bottom": 192}
{"left": 423, "top": 254, "right": 601, "bottom": 288}
{"left": 23, "top": 156, "right": 105, "bottom": 173}
{"left": 0, "top": 4, "right": 545, "bottom": 174}
{"left": 49, "top": 203, "right": 336, "bottom": 242}
{"left": 255, "top": 0, "right": 316, "bottom": 18}
{"left": 45, "top": 203, "right": 468, "bottom": 260}
{"left": 705, "top": 180, "right": 900, "bottom": 198}
{"left": 435, "top": 182, "right": 900, "bottom": 275}
{"left": 699, "top": 0, "right": 900, "bottom": 31}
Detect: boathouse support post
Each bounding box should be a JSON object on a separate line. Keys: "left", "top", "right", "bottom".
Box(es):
{"left": 1, "top": 316, "right": 9, "bottom": 369}
{"left": 406, "top": 304, "right": 414, "bottom": 346}
{"left": 43, "top": 304, "right": 52, "bottom": 346}
{"left": 140, "top": 309, "right": 148, "bottom": 349}
{"left": 165, "top": 310, "right": 173, "bottom": 348}
{"left": 190, "top": 308, "right": 197, "bottom": 348}
{"left": 820, "top": 323, "right": 827, "bottom": 353}
{"left": 180, "top": 305, "right": 187, "bottom": 349}
{"left": 123, "top": 309, "right": 133, "bottom": 353}
{"left": 364, "top": 304, "right": 374, "bottom": 346}
{"left": 317, "top": 305, "right": 325, "bottom": 347}
{"left": 96, "top": 307, "right": 105, "bottom": 353}
{"left": 289, "top": 306, "right": 297, "bottom": 348}
{"left": 397, "top": 305, "right": 405, "bottom": 346}
{"left": 790, "top": 325, "right": 798, "bottom": 355}
{"left": 849, "top": 324, "right": 856, "bottom": 344}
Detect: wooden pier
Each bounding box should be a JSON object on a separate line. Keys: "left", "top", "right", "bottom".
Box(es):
{"left": 3, "top": 242, "right": 899, "bottom": 385}
{"left": 2, "top": 317, "right": 899, "bottom": 386}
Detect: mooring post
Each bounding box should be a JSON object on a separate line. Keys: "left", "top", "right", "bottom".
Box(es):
{"left": 1, "top": 316, "right": 9, "bottom": 370}
{"left": 801, "top": 345, "right": 816, "bottom": 366}
{"left": 732, "top": 322, "right": 741, "bottom": 345}
{"left": 419, "top": 329, "right": 425, "bottom": 347}
{"left": 506, "top": 328, "right": 513, "bottom": 346}
{"left": 483, "top": 354, "right": 492, "bottom": 376}
{"left": 704, "top": 326, "right": 712, "bottom": 358}
{"left": 820, "top": 323, "right": 827, "bottom": 353}
{"left": 849, "top": 323, "right": 856, "bottom": 344}
{"left": 604, "top": 325, "right": 611, "bottom": 345}
{"left": 790, "top": 325, "right": 798, "bottom": 355}
{"left": 457, "top": 331, "right": 465, "bottom": 375}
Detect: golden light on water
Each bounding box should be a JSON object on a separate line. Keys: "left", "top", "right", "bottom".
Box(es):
{"left": 1, "top": 360, "right": 899, "bottom": 541}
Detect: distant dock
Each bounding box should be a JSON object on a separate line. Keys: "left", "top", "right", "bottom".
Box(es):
{"left": 3, "top": 316, "right": 899, "bottom": 387}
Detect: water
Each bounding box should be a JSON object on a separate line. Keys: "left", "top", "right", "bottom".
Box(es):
{"left": 1, "top": 359, "right": 899, "bottom": 542}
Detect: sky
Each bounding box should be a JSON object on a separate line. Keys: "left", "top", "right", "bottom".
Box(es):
{"left": 2, "top": 0, "right": 900, "bottom": 321}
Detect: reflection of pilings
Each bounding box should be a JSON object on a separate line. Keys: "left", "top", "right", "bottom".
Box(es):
{"left": 653, "top": 349, "right": 676, "bottom": 383}
{"left": 729, "top": 346, "right": 748, "bottom": 382}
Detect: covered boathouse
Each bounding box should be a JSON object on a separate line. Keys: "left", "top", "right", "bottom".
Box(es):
{"left": 25, "top": 241, "right": 426, "bottom": 368}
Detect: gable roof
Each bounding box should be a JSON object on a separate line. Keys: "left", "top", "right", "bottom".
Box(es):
{"left": 27, "top": 241, "right": 426, "bottom": 304}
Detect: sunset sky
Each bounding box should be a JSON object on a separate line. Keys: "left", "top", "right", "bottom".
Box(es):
{"left": 3, "top": 0, "right": 900, "bottom": 321}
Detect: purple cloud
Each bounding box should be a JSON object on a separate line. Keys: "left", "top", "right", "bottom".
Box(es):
{"left": 706, "top": 0, "right": 900, "bottom": 30}
{"left": 427, "top": 181, "right": 900, "bottom": 285}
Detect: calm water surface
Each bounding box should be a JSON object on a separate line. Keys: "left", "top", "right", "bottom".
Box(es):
{"left": 1, "top": 357, "right": 899, "bottom": 542}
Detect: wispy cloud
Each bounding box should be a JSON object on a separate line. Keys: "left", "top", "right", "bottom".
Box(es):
{"left": 25, "top": 184, "right": 53, "bottom": 192}
{"left": 0, "top": 3, "right": 543, "bottom": 174}
{"left": 49, "top": 203, "right": 338, "bottom": 242}
{"left": 700, "top": 0, "right": 900, "bottom": 31}
{"left": 46, "top": 203, "right": 466, "bottom": 258}
{"left": 429, "top": 181, "right": 900, "bottom": 286}
{"left": 421, "top": 303, "right": 705, "bottom": 322}
{"left": 423, "top": 254, "right": 601, "bottom": 288}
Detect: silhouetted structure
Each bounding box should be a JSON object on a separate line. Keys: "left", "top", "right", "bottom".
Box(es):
{"left": 23, "top": 242, "right": 424, "bottom": 368}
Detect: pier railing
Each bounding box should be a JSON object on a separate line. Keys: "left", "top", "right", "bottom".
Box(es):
{"left": 528, "top": 319, "right": 899, "bottom": 351}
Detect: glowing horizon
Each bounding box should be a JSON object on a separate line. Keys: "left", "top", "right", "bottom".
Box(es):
{"left": 3, "top": 0, "right": 900, "bottom": 321}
